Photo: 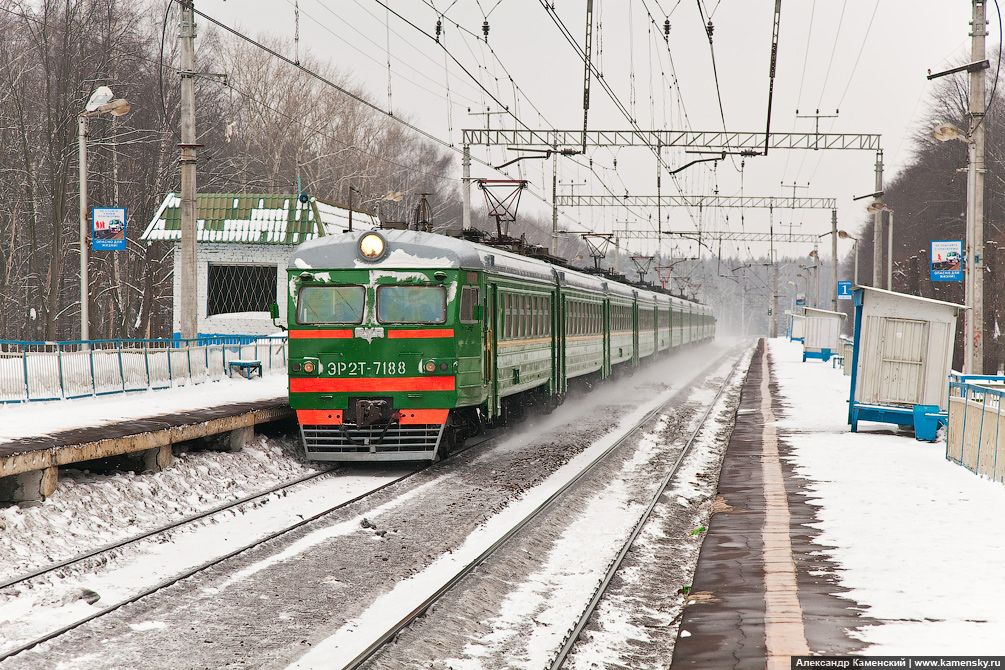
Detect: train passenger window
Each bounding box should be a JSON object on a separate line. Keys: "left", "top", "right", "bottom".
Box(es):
{"left": 503, "top": 294, "right": 511, "bottom": 338}
{"left": 460, "top": 286, "right": 480, "bottom": 323}
{"left": 296, "top": 285, "right": 365, "bottom": 324}
{"left": 526, "top": 295, "right": 534, "bottom": 337}
{"left": 376, "top": 285, "right": 446, "bottom": 324}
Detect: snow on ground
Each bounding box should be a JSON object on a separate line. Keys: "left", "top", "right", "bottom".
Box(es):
{"left": 769, "top": 338, "right": 1005, "bottom": 655}
{"left": 4, "top": 339, "right": 1005, "bottom": 661}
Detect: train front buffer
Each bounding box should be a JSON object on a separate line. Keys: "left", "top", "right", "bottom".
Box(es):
{"left": 286, "top": 262, "right": 481, "bottom": 461}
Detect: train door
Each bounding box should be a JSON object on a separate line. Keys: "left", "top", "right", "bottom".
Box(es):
{"left": 602, "top": 298, "right": 611, "bottom": 378}
{"left": 557, "top": 290, "right": 567, "bottom": 393}
{"left": 485, "top": 283, "right": 500, "bottom": 418}
{"left": 551, "top": 288, "right": 563, "bottom": 395}
{"left": 632, "top": 296, "right": 640, "bottom": 367}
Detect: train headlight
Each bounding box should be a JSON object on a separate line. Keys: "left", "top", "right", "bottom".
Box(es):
{"left": 359, "top": 232, "right": 387, "bottom": 261}
{"left": 423, "top": 361, "right": 436, "bottom": 373}
{"left": 303, "top": 361, "right": 317, "bottom": 374}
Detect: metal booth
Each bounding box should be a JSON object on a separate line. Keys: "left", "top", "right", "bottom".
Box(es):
{"left": 802, "top": 307, "right": 845, "bottom": 362}
{"left": 848, "top": 286, "right": 964, "bottom": 441}
{"left": 787, "top": 309, "right": 806, "bottom": 342}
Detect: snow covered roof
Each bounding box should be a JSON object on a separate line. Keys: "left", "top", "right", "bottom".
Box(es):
{"left": 140, "top": 193, "right": 379, "bottom": 245}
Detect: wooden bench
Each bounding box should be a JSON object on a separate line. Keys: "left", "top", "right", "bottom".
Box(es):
{"left": 228, "top": 360, "right": 263, "bottom": 379}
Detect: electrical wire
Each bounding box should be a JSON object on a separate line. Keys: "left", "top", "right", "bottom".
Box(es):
{"left": 834, "top": 0, "right": 881, "bottom": 111}
{"left": 815, "top": 0, "right": 848, "bottom": 111}
{"left": 537, "top": 1, "right": 705, "bottom": 229}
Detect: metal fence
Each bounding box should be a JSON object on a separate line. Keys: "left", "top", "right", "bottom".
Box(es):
{"left": 947, "top": 374, "right": 1005, "bottom": 483}
{"left": 0, "top": 336, "right": 288, "bottom": 403}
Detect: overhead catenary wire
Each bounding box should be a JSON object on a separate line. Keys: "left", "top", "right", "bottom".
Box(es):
{"left": 537, "top": 1, "right": 705, "bottom": 229}
{"left": 815, "top": 0, "right": 848, "bottom": 111}
{"left": 186, "top": 4, "right": 587, "bottom": 227}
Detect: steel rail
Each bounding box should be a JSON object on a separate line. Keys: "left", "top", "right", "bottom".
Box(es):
{"left": 549, "top": 345, "right": 749, "bottom": 669}
{"left": 340, "top": 345, "right": 744, "bottom": 670}
{"left": 0, "top": 433, "right": 495, "bottom": 663}
{"left": 0, "top": 469, "right": 334, "bottom": 591}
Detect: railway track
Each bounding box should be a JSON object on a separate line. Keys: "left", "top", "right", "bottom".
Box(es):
{"left": 288, "top": 342, "right": 750, "bottom": 670}
{"left": 0, "top": 433, "right": 497, "bottom": 663}
{"left": 0, "top": 341, "right": 747, "bottom": 669}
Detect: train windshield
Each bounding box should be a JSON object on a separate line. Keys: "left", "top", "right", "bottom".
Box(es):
{"left": 296, "top": 285, "right": 365, "bottom": 324}
{"left": 376, "top": 285, "right": 446, "bottom": 324}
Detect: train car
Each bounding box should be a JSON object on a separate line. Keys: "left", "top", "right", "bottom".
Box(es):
{"left": 283, "top": 229, "right": 714, "bottom": 462}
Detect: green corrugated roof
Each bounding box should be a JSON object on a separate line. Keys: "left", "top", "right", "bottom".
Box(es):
{"left": 141, "top": 193, "right": 377, "bottom": 244}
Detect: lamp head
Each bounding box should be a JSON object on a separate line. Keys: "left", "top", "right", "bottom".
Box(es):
{"left": 933, "top": 123, "right": 964, "bottom": 142}
{"left": 867, "top": 201, "right": 888, "bottom": 214}
{"left": 85, "top": 86, "right": 114, "bottom": 112}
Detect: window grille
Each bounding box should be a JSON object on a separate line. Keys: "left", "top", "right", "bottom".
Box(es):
{"left": 207, "top": 264, "right": 277, "bottom": 316}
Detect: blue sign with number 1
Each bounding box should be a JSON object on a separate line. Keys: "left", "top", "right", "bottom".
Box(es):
{"left": 837, "top": 281, "right": 853, "bottom": 300}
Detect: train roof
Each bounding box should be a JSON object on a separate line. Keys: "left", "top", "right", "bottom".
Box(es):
{"left": 289, "top": 229, "right": 557, "bottom": 283}
{"left": 288, "top": 229, "right": 711, "bottom": 311}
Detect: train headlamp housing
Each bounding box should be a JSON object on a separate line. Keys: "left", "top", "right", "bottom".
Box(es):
{"left": 423, "top": 361, "right": 436, "bottom": 373}
{"left": 302, "top": 361, "right": 317, "bottom": 374}
{"left": 358, "top": 232, "right": 388, "bottom": 262}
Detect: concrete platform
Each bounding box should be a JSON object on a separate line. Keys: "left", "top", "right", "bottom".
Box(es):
{"left": 0, "top": 398, "right": 293, "bottom": 501}
{"left": 671, "top": 339, "right": 873, "bottom": 669}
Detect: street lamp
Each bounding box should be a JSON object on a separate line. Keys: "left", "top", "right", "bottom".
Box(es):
{"left": 866, "top": 201, "right": 894, "bottom": 291}
{"left": 838, "top": 230, "right": 859, "bottom": 285}
{"left": 799, "top": 260, "right": 818, "bottom": 308}
{"left": 934, "top": 121, "right": 980, "bottom": 373}
{"left": 79, "top": 86, "right": 130, "bottom": 341}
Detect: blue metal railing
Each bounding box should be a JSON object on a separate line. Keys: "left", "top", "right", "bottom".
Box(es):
{"left": 947, "top": 373, "right": 1005, "bottom": 483}
{"left": 0, "top": 335, "right": 288, "bottom": 403}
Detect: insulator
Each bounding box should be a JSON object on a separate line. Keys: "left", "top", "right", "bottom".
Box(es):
{"left": 482, "top": 20, "right": 489, "bottom": 39}
{"left": 664, "top": 18, "right": 670, "bottom": 36}
{"left": 613, "top": 158, "right": 617, "bottom": 169}
{"left": 706, "top": 19, "right": 714, "bottom": 39}
{"left": 435, "top": 18, "right": 442, "bottom": 41}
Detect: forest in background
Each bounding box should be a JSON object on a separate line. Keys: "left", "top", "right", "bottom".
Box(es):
{"left": 2, "top": 1, "right": 1000, "bottom": 362}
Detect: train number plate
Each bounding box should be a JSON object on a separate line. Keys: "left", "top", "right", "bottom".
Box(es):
{"left": 326, "top": 361, "right": 408, "bottom": 376}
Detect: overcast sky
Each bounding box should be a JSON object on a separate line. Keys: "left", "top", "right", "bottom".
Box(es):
{"left": 196, "top": 0, "right": 982, "bottom": 262}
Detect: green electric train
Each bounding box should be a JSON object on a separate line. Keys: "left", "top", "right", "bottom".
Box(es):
{"left": 283, "top": 229, "right": 715, "bottom": 461}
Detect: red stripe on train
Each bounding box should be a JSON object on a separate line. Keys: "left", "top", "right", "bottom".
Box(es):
{"left": 290, "top": 376, "right": 456, "bottom": 392}
{"left": 387, "top": 329, "right": 454, "bottom": 339}
{"left": 295, "top": 408, "right": 448, "bottom": 426}
{"left": 289, "top": 329, "right": 352, "bottom": 339}
{"left": 297, "top": 409, "right": 343, "bottom": 425}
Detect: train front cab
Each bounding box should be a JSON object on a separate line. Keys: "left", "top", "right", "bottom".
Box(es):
{"left": 287, "top": 262, "right": 482, "bottom": 461}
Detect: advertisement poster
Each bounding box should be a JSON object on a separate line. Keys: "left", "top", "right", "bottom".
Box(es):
{"left": 930, "top": 240, "right": 963, "bottom": 282}
{"left": 92, "top": 207, "right": 126, "bottom": 251}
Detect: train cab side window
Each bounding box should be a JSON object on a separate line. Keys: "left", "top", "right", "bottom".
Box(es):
{"left": 296, "top": 285, "right": 365, "bottom": 325}
{"left": 460, "top": 286, "right": 480, "bottom": 323}
{"left": 376, "top": 285, "right": 446, "bottom": 324}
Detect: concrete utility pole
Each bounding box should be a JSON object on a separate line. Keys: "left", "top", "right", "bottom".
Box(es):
{"left": 462, "top": 146, "right": 471, "bottom": 231}
{"left": 831, "top": 210, "right": 838, "bottom": 310}
{"left": 770, "top": 204, "right": 779, "bottom": 338}
{"left": 872, "top": 149, "right": 884, "bottom": 288}
{"left": 971, "top": 0, "right": 987, "bottom": 373}
{"left": 179, "top": 0, "right": 199, "bottom": 340}
{"left": 552, "top": 148, "right": 559, "bottom": 256}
